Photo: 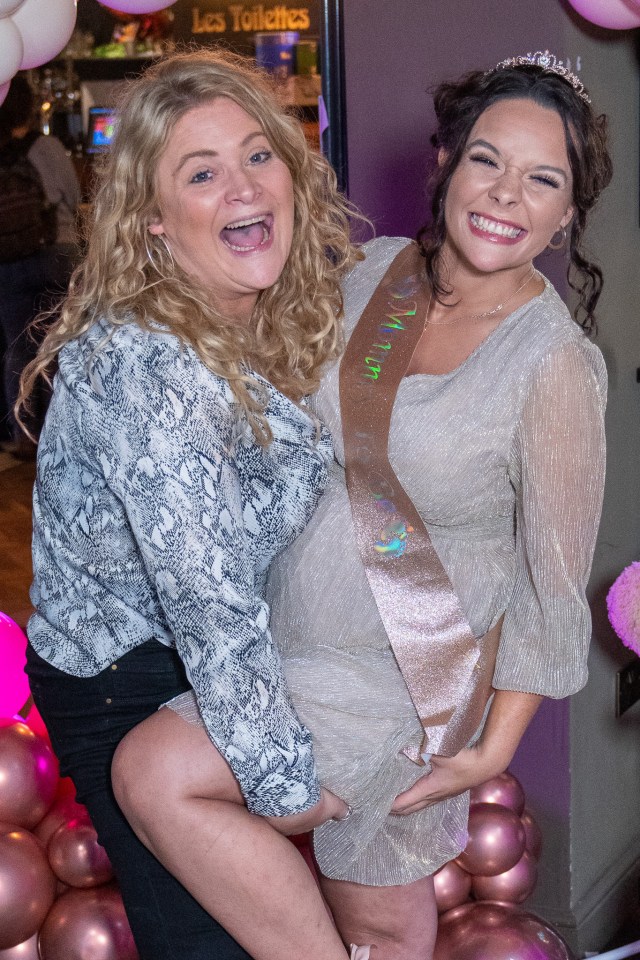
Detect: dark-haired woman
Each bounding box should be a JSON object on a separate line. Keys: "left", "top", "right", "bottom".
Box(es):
{"left": 113, "top": 54, "right": 611, "bottom": 960}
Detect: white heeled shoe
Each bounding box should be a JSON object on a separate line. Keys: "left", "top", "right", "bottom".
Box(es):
{"left": 350, "top": 946, "right": 371, "bottom": 960}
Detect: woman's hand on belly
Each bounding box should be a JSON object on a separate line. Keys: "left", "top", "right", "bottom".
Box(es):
{"left": 391, "top": 690, "right": 543, "bottom": 814}
{"left": 265, "top": 787, "right": 350, "bottom": 836}
{"left": 390, "top": 745, "right": 502, "bottom": 814}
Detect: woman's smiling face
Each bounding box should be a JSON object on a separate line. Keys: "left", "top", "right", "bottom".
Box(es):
{"left": 442, "top": 97, "right": 575, "bottom": 279}
{"left": 149, "top": 97, "right": 295, "bottom": 322}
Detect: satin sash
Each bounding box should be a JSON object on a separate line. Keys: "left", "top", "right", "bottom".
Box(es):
{"left": 339, "top": 243, "right": 500, "bottom": 764}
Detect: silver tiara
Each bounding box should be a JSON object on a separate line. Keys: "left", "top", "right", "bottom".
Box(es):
{"left": 492, "top": 50, "right": 591, "bottom": 104}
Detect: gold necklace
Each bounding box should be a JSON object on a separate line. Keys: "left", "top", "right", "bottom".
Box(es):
{"left": 424, "top": 266, "right": 538, "bottom": 326}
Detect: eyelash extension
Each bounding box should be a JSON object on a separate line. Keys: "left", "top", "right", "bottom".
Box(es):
{"left": 531, "top": 175, "right": 561, "bottom": 188}
{"left": 469, "top": 154, "right": 561, "bottom": 188}
{"left": 469, "top": 153, "right": 497, "bottom": 167}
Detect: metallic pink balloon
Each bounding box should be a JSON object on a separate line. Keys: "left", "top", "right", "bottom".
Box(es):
{"left": 469, "top": 771, "right": 525, "bottom": 815}
{"left": 521, "top": 808, "right": 544, "bottom": 860}
{"left": 434, "top": 902, "right": 574, "bottom": 960}
{"left": 456, "top": 803, "right": 525, "bottom": 877}
{"left": 34, "top": 795, "right": 89, "bottom": 848}
{"left": 0, "top": 933, "right": 39, "bottom": 959}
{"left": 471, "top": 849, "right": 538, "bottom": 903}
{"left": 0, "top": 613, "right": 30, "bottom": 718}
{"left": 0, "top": 825, "right": 57, "bottom": 949}
{"left": 0, "top": 720, "right": 58, "bottom": 829}
{"left": 433, "top": 860, "right": 472, "bottom": 914}
{"left": 565, "top": 0, "right": 640, "bottom": 28}
{"left": 97, "top": 0, "right": 173, "bottom": 12}
{"left": 38, "top": 886, "right": 139, "bottom": 960}
{"left": 47, "top": 818, "right": 114, "bottom": 888}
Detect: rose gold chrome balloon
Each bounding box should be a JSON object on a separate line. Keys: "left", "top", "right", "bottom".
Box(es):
{"left": 433, "top": 859, "right": 472, "bottom": 914}
{"left": 0, "top": 933, "right": 40, "bottom": 959}
{"left": 0, "top": 720, "right": 58, "bottom": 829}
{"left": 521, "top": 808, "right": 544, "bottom": 860}
{"left": 38, "top": 886, "right": 139, "bottom": 960}
{"left": 471, "top": 849, "right": 538, "bottom": 903}
{"left": 434, "top": 902, "right": 574, "bottom": 960}
{"left": 0, "top": 825, "right": 57, "bottom": 949}
{"left": 34, "top": 795, "right": 89, "bottom": 848}
{"left": 47, "top": 818, "right": 114, "bottom": 888}
{"left": 470, "top": 771, "right": 525, "bottom": 815}
{"left": 456, "top": 803, "right": 525, "bottom": 876}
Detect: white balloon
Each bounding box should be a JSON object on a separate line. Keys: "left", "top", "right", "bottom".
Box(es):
{"left": 0, "top": 80, "right": 11, "bottom": 106}
{"left": 0, "top": 16, "right": 22, "bottom": 85}
{"left": 0, "top": 0, "right": 26, "bottom": 17}
{"left": 13, "top": 0, "right": 77, "bottom": 70}
{"left": 97, "top": 0, "right": 173, "bottom": 12}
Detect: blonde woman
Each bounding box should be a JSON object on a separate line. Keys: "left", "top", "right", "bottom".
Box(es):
{"left": 113, "top": 54, "right": 610, "bottom": 960}
{"left": 21, "top": 49, "right": 359, "bottom": 960}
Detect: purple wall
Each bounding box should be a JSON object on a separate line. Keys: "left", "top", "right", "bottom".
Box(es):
{"left": 342, "top": 0, "right": 565, "bottom": 240}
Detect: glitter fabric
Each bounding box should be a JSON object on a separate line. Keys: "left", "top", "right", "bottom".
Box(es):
{"left": 266, "top": 236, "right": 607, "bottom": 885}
{"left": 340, "top": 242, "right": 500, "bottom": 767}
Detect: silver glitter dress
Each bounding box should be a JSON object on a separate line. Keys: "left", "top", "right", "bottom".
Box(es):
{"left": 265, "top": 236, "right": 607, "bottom": 885}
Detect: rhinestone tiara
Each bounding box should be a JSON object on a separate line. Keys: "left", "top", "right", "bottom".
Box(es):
{"left": 492, "top": 50, "right": 591, "bottom": 104}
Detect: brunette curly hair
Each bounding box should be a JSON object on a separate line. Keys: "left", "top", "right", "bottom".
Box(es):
{"left": 19, "top": 48, "right": 362, "bottom": 440}
{"left": 417, "top": 63, "right": 612, "bottom": 334}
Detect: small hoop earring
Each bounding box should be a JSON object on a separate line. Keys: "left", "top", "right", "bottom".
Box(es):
{"left": 144, "top": 232, "right": 174, "bottom": 277}
{"left": 548, "top": 225, "right": 567, "bottom": 251}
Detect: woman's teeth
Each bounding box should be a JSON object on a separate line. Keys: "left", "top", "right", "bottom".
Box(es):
{"left": 471, "top": 214, "right": 523, "bottom": 239}
{"left": 222, "top": 217, "right": 269, "bottom": 251}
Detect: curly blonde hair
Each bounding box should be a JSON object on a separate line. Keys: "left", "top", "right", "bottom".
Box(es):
{"left": 19, "top": 47, "right": 363, "bottom": 440}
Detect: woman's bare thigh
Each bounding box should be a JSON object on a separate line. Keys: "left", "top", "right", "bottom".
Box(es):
{"left": 112, "top": 704, "right": 244, "bottom": 814}
{"left": 319, "top": 873, "right": 438, "bottom": 960}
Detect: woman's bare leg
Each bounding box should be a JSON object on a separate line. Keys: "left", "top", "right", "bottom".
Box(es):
{"left": 319, "top": 874, "right": 438, "bottom": 960}
{"left": 112, "top": 708, "right": 348, "bottom": 960}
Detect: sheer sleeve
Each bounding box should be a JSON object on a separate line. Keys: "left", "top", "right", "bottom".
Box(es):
{"left": 493, "top": 338, "right": 607, "bottom": 697}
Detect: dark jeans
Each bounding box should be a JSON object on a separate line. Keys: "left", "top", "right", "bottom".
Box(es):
{"left": 25, "top": 639, "right": 253, "bottom": 960}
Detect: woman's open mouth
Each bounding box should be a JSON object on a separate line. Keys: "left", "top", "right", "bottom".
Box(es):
{"left": 220, "top": 214, "right": 274, "bottom": 253}
{"left": 469, "top": 213, "right": 526, "bottom": 244}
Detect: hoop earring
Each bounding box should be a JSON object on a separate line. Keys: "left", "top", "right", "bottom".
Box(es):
{"left": 144, "top": 232, "right": 174, "bottom": 277}
{"left": 548, "top": 226, "right": 567, "bottom": 251}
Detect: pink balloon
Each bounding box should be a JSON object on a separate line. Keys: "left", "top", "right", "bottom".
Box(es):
{"left": 0, "top": 824, "right": 57, "bottom": 949}
{"left": 0, "top": 933, "right": 39, "bottom": 959}
{"left": 34, "top": 794, "right": 89, "bottom": 847}
{"left": 433, "top": 860, "right": 472, "bottom": 914}
{"left": 0, "top": 720, "right": 59, "bottom": 829}
{"left": 470, "top": 771, "right": 525, "bottom": 816}
{"left": 471, "top": 849, "right": 538, "bottom": 904}
{"left": 38, "top": 886, "right": 139, "bottom": 960}
{"left": 0, "top": 20, "right": 22, "bottom": 94}
{"left": 20, "top": 701, "right": 49, "bottom": 742}
{"left": 565, "top": 0, "right": 640, "bottom": 29}
{"left": 97, "top": 0, "right": 174, "bottom": 13}
{"left": 521, "top": 808, "right": 544, "bottom": 860}
{"left": 434, "top": 902, "right": 574, "bottom": 960}
{"left": 0, "top": 613, "right": 30, "bottom": 719}
{"left": 0, "top": 0, "right": 25, "bottom": 15}
{"left": 48, "top": 817, "right": 114, "bottom": 888}
{"left": 456, "top": 803, "right": 525, "bottom": 877}
{"left": 12, "top": 0, "right": 77, "bottom": 70}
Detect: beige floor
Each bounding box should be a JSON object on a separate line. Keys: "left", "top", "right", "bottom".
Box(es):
{"left": 0, "top": 458, "right": 36, "bottom": 630}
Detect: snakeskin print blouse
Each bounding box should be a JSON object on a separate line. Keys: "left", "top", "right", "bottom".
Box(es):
{"left": 27, "top": 318, "right": 332, "bottom": 817}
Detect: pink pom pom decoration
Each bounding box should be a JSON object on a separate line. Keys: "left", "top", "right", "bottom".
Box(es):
{"left": 606, "top": 561, "right": 640, "bottom": 655}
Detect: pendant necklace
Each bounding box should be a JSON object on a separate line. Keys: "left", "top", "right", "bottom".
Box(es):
{"left": 424, "top": 265, "right": 538, "bottom": 326}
